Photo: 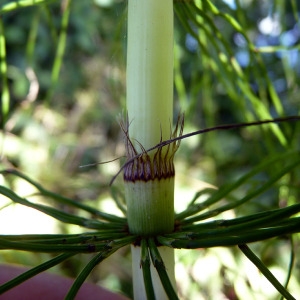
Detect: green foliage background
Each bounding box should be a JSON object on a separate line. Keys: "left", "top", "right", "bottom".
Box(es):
{"left": 0, "top": 0, "right": 300, "bottom": 299}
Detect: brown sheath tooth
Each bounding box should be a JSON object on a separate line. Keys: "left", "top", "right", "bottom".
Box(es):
{"left": 122, "top": 114, "right": 184, "bottom": 182}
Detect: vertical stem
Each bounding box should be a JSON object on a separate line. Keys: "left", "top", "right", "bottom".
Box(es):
{"left": 125, "top": 0, "right": 178, "bottom": 298}
{"left": 125, "top": 0, "right": 176, "bottom": 235}
{"left": 47, "top": 0, "right": 72, "bottom": 103}
{"left": 126, "top": 0, "right": 173, "bottom": 149}
{"left": 125, "top": 0, "right": 178, "bottom": 235}
{"left": 131, "top": 244, "right": 176, "bottom": 299}
{"left": 0, "top": 19, "right": 9, "bottom": 129}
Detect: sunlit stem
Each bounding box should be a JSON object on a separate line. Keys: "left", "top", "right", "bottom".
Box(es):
{"left": 131, "top": 244, "right": 176, "bottom": 299}
{"left": 125, "top": 0, "right": 177, "bottom": 298}
{"left": 125, "top": 0, "right": 175, "bottom": 235}
{"left": 126, "top": 0, "right": 173, "bottom": 149}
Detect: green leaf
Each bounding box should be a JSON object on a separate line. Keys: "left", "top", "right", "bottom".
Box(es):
{"left": 0, "top": 0, "right": 58, "bottom": 14}
{"left": 1, "top": 169, "right": 126, "bottom": 223}
{"left": 148, "top": 239, "right": 179, "bottom": 300}
{"left": 65, "top": 236, "right": 134, "bottom": 299}
{"left": 239, "top": 244, "right": 296, "bottom": 300}
{"left": 0, "top": 253, "right": 74, "bottom": 294}
{"left": 141, "top": 239, "right": 155, "bottom": 300}
{"left": 158, "top": 218, "right": 300, "bottom": 249}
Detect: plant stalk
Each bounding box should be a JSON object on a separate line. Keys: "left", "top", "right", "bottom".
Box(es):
{"left": 125, "top": 0, "right": 175, "bottom": 235}
{"left": 125, "top": 0, "right": 178, "bottom": 298}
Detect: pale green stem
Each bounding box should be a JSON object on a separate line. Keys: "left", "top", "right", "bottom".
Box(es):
{"left": 125, "top": 0, "right": 177, "bottom": 298}
{"left": 131, "top": 245, "right": 176, "bottom": 299}
{"left": 126, "top": 0, "right": 173, "bottom": 148}
{"left": 125, "top": 0, "right": 175, "bottom": 234}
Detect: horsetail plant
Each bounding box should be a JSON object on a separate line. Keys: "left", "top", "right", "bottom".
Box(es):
{"left": 124, "top": 0, "right": 180, "bottom": 298}
{"left": 1, "top": 0, "right": 300, "bottom": 299}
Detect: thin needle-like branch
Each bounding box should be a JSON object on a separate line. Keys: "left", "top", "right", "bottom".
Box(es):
{"left": 238, "top": 244, "right": 296, "bottom": 300}
{"left": 110, "top": 116, "right": 300, "bottom": 185}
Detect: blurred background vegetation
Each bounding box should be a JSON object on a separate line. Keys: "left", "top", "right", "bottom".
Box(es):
{"left": 0, "top": 0, "right": 299, "bottom": 299}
